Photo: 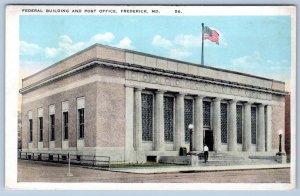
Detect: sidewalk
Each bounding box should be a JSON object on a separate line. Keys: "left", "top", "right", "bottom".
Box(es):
{"left": 111, "top": 163, "right": 290, "bottom": 174}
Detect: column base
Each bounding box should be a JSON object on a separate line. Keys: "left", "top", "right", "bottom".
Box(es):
{"left": 275, "top": 153, "right": 287, "bottom": 164}
{"left": 189, "top": 155, "right": 199, "bottom": 166}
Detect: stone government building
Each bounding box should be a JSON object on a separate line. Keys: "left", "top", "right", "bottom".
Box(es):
{"left": 20, "top": 44, "right": 288, "bottom": 162}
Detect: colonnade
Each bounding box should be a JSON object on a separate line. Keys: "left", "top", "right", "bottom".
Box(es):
{"left": 128, "top": 86, "right": 273, "bottom": 153}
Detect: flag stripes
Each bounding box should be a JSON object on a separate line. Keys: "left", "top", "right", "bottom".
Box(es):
{"left": 204, "top": 26, "right": 219, "bottom": 45}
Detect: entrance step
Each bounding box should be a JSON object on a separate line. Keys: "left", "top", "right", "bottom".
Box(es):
{"left": 197, "top": 152, "right": 278, "bottom": 166}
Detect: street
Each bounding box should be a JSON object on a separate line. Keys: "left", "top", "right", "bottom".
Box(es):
{"left": 18, "top": 160, "right": 290, "bottom": 183}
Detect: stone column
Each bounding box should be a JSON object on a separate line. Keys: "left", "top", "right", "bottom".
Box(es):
{"left": 213, "top": 97, "right": 221, "bottom": 152}
{"left": 243, "top": 102, "right": 252, "bottom": 151}
{"left": 125, "top": 86, "right": 135, "bottom": 162}
{"left": 175, "top": 93, "right": 185, "bottom": 151}
{"left": 194, "top": 95, "right": 204, "bottom": 151}
{"left": 257, "top": 104, "right": 266, "bottom": 152}
{"left": 154, "top": 90, "right": 165, "bottom": 151}
{"left": 228, "top": 99, "right": 237, "bottom": 151}
{"left": 134, "top": 88, "right": 143, "bottom": 151}
{"left": 266, "top": 105, "right": 272, "bottom": 152}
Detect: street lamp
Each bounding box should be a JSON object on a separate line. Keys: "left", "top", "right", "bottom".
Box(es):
{"left": 277, "top": 129, "right": 284, "bottom": 155}
{"left": 188, "top": 124, "right": 194, "bottom": 153}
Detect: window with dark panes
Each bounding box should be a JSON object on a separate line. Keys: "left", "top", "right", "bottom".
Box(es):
{"left": 164, "top": 96, "right": 174, "bottom": 142}
{"left": 78, "top": 109, "right": 84, "bottom": 139}
{"left": 50, "top": 114, "right": 55, "bottom": 141}
{"left": 236, "top": 105, "right": 243, "bottom": 144}
{"left": 39, "top": 117, "right": 43, "bottom": 142}
{"left": 221, "top": 103, "right": 228, "bottom": 144}
{"left": 29, "top": 119, "right": 33, "bottom": 142}
{"left": 203, "top": 101, "right": 211, "bottom": 127}
{"left": 184, "top": 99, "right": 193, "bottom": 142}
{"left": 251, "top": 107, "right": 257, "bottom": 144}
{"left": 63, "top": 112, "right": 68, "bottom": 140}
{"left": 142, "top": 94, "right": 153, "bottom": 141}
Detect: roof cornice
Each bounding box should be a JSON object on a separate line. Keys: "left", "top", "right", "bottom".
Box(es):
{"left": 19, "top": 58, "right": 289, "bottom": 96}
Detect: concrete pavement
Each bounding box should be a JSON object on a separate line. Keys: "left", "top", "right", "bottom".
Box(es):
{"left": 111, "top": 163, "right": 290, "bottom": 174}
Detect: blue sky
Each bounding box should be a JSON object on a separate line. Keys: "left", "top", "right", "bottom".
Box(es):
{"left": 20, "top": 15, "right": 291, "bottom": 89}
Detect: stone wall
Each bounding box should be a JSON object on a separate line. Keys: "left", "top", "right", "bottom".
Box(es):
{"left": 271, "top": 95, "right": 285, "bottom": 152}
{"left": 96, "top": 68, "right": 126, "bottom": 148}
{"left": 22, "top": 81, "right": 98, "bottom": 150}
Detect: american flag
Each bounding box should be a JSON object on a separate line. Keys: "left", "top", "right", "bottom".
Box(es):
{"left": 204, "top": 26, "right": 219, "bottom": 45}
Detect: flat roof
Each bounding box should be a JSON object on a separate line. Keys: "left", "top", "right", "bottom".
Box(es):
{"left": 23, "top": 43, "right": 285, "bottom": 85}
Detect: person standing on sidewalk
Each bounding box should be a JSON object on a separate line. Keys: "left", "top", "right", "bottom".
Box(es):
{"left": 204, "top": 144, "right": 209, "bottom": 163}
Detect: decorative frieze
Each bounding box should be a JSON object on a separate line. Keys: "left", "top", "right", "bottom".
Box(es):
{"left": 126, "top": 70, "right": 272, "bottom": 100}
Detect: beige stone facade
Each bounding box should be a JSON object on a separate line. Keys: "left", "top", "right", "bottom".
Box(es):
{"left": 20, "top": 44, "right": 287, "bottom": 162}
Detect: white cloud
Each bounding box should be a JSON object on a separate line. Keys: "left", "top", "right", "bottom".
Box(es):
{"left": 169, "top": 49, "right": 191, "bottom": 60}
{"left": 20, "top": 41, "right": 42, "bottom": 56}
{"left": 229, "top": 51, "right": 291, "bottom": 87}
{"left": 58, "top": 35, "right": 85, "bottom": 55}
{"left": 174, "top": 34, "right": 202, "bottom": 48}
{"left": 152, "top": 35, "right": 173, "bottom": 48}
{"left": 115, "top": 37, "right": 135, "bottom": 49}
{"left": 45, "top": 48, "right": 59, "bottom": 58}
{"left": 151, "top": 31, "right": 227, "bottom": 62}
{"left": 45, "top": 35, "right": 86, "bottom": 58}
{"left": 22, "top": 32, "right": 123, "bottom": 60}
{"left": 231, "top": 51, "right": 262, "bottom": 68}
{"left": 90, "top": 32, "right": 115, "bottom": 43}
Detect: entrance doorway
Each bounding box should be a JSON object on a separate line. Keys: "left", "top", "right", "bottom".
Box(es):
{"left": 204, "top": 130, "right": 214, "bottom": 151}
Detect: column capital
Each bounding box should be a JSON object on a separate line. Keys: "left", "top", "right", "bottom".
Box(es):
{"left": 134, "top": 87, "right": 144, "bottom": 92}
{"left": 229, "top": 99, "right": 238, "bottom": 104}
{"left": 196, "top": 95, "right": 205, "bottom": 99}
{"left": 213, "top": 97, "right": 222, "bottom": 102}
{"left": 244, "top": 101, "right": 254, "bottom": 106}
{"left": 156, "top": 89, "right": 166, "bottom": 94}
{"left": 258, "top": 103, "right": 266, "bottom": 108}
{"left": 176, "top": 92, "right": 186, "bottom": 97}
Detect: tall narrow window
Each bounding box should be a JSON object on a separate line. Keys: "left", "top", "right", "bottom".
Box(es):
{"left": 63, "top": 112, "right": 68, "bottom": 140}
{"left": 39, "top": 117, "right": 43, "bottom": 142}
{"left": 50, "top": 114, "right": 55, "bottom": 141}
{"left": 142, "top": 93, "right": 153, "bottom": 141}
{"left": 29, "top": 119, "right": 33, "bottom": 142}
{"left": 251, "top": 107, "right": 257, "bottom": 144}
{"left": 164, "top": 96, "right": 174, "bottom": 142}
{"left": 184, "top": 99, "right": 193, "bottom": 142}
{"left": 203, "top": 101, "right": 211, "bottom": 127}
{"left": 78, "top": 109, "right": 84, "bottom": 139}
{"left": 221, "top": 103, "right": 228, "bottom": 144}
{"left": 236, "top": 105, "right": 243, "bottom": 144}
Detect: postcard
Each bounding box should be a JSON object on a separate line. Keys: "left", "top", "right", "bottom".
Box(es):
{"left": 5, "top": 5, "right": 296, "bottom": 190}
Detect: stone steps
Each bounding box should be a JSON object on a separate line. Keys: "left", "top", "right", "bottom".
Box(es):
{"left": 197, "top": 152, "right": 278, "bottom": 166}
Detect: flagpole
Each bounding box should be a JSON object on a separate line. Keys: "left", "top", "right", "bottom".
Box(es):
{"left": 201, "top": 23, "right": 204, "bottom": 65}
